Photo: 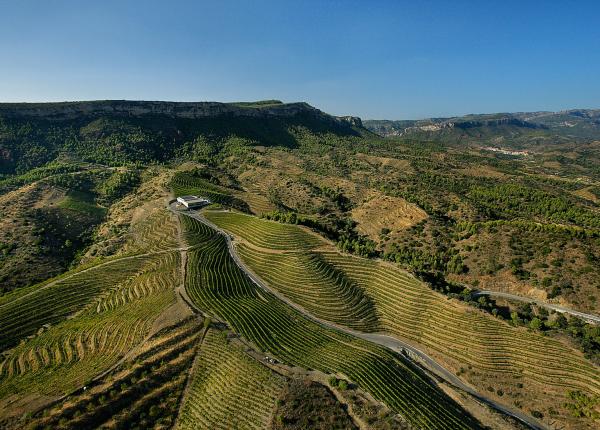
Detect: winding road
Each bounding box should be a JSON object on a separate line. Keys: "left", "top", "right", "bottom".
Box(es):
{"left": 170, "top": 203, "right": 549, "bottom": 430}
{"left": 472, "top": 290, "right": 600, "bottom": 325}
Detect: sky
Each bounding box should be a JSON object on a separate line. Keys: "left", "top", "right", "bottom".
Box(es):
{"left": 1, "top": 1, "right": 599, "bottom": 119}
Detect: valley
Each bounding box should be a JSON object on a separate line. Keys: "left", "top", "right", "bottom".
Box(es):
{"left": 0, "top": 100, "right": 599, "bottom": 429}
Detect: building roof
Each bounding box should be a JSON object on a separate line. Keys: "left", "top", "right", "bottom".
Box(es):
{"left": 177, "top": 195, "right": 211, "bottom": 205}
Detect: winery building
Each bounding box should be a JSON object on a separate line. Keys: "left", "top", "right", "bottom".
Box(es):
{"left": 176, "top": 195, "right": 211, "bottom": 208}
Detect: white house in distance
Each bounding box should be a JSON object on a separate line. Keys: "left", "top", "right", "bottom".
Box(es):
{"left": 176, "top": 195, "right": 211, "bottom": 209}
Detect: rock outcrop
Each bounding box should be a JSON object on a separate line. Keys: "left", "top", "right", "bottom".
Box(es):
{"left": 448, "top": 117, "right": 544, "bottom": 130}
{"left": 365, "top": 115, "right": 546, "bottom": 137}
{"left": 0, "top": 100, "right": 348, "bottom": 124}
{"left": 337, "top": 116, "right": 363, "bottom": 128}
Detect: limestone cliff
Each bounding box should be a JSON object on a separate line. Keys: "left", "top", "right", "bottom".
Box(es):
{"left": 0, "top": 100, "right": 349, "bottom": 124}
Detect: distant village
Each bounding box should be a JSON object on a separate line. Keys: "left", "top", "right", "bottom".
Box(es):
{"left": 481, "top": 146, "right": 530, "bottom": 156}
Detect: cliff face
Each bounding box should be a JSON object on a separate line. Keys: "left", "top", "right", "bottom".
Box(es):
{"left": 365, "top": 116, "right": 547, "bottom": 137}
{"left": 0, "top": 100, "right": 337, "bottom": 122}
{"left": 449, "top": 117, "right": 544, "bottom": 130}
{"left": 336, "top": 116, "right": 363, "bottom": 128}
{"left": 0, "top": 100, "right": 366, "bottom": 174}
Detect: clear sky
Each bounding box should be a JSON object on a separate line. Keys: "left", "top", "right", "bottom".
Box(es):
{"left": 1, "top": 0, "right": 599, "bottom": 119}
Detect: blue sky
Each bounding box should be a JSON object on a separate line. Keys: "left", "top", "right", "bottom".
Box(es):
{"left": 1, "top": 1, "right": 599, "bottom": 119}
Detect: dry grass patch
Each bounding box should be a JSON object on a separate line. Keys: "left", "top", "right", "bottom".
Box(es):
{"left": 356, "top": 153, "right": 412, "bottom": 173}
{"left": 455, "top": 166, "right": 507, "bottom": 179}
{"left": 0, "top": 181, "right": 104, "bottom": 292}
{"left": 352, "top": 192, "right": 427, "bottom": 242}
{"left": 81, "top": 167, "right": 177, "bottom": 261}
{"left": 271, "top": 379, "right": 358, "bottom": 430}
{"left": 238, "top": 167, "right": 327, "bottom": 213}
{"left": 573, "top": 186, "right": 599, "bottom": 204}
{"left": 543, "top": 160, "right": 563, "bottom": 169}
{"left": 234, "top": 188, "right": 277, "bottom": 215}
{"left": 263, "top": 150, "right": 305, "bottom": 176}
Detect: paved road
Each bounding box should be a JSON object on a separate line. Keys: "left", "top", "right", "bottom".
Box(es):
{"left": 170, "top": 204, "right": 548, "bottom": 430}
{"left": 473, "top": 290, "right": 600, "bottom": 325}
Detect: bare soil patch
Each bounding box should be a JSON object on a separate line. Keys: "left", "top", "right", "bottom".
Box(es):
{"left": 356, "top": 153, "right": 412, "bottom": 173}
{"left": 352, "top": 192, "right": 427, "bottom": 241}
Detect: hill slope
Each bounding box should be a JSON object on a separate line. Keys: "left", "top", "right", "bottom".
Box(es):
{"left": 1, "top": 100, "right": 599, "bottom": 430}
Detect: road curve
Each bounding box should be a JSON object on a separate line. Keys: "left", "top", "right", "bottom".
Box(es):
{"left": 171, "top": 204, "right": 548, "bottom": 430}
{"left": 473, "top": 290, "right": 600, "bottom": 325}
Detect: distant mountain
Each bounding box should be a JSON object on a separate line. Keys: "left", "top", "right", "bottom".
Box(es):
{"left": 0, "top": 99, "right": 353, "bottom": 123}
{"left": 0, "top": 100, "right": 364, "bottom": 174}
{"left": 364, "top": 109, "right": 600, "bottom": 141}
{"left": 514, "top": 109, "right": 600, "bottom": 139}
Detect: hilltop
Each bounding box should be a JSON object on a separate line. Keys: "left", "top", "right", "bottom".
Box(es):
{"left": 0, "top": 100, "right": 365, "bottom": 175}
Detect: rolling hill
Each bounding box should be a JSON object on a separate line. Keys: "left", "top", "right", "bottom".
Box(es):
{"left": 0, "top": 100, "right": 599, "bottom": 430}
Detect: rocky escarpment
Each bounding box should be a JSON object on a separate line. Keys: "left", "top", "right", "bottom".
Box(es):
{"left": 0, "top": 100, "right": 358, "bottom": 126}
{"left": 448, "top": 117, "right": 545, "bottom": 130}
{"left": 337, "top": 116, "right": 363, "bottom": 128}
{"left": 365, "top": 115, "right": 547, "bottom": 137}
{"left": 0, "top": 100, "right": 367, "bottom": 174}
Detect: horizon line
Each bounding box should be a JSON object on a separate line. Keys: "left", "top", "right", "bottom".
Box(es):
{"left": 0, "top": 98, "right": 597, "bottom": 121}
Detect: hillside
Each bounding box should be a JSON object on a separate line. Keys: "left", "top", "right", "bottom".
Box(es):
{"left": 0, "top": 100, "right": 364, "bottom": 175}
{"left": 364, "top": 109, "right": 600, "bottom": 143}
{"left": 0, "top": 101, "right": 599, "bottom": 430}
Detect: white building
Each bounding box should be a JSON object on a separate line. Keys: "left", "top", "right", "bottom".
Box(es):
{"left": 176, "top": 195, "right": 211, "bottom": 209}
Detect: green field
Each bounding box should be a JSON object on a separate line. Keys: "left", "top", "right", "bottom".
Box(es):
{"left": 205, "top": 210, "right": 325, "bottom": 250}
{"left": 237, "top": 245, "right": 379, "bottom": 331}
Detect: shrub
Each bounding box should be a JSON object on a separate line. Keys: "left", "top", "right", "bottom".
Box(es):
{"left": 531, "top": 410, "right": 544, "bottom": 419}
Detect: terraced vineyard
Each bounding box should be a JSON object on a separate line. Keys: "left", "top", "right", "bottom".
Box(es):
{"left": 3, "top": 95, "right": 600, "bottom": 430}
{"left": 0, "top": 251, "right": 180, "bottom": 416}
{"left": 205, "top": 211, "right": 325, "bottom": 250}
{"left": 24, "top": 317, "right": 202, "bottom": 430}
{"left": 177, "top": 328, "right": 285, "bottom": 430}
{"left": 0, "top": 255, "right": 152, "bottom": 351}
{"left": 180, "top": 214, "right": 483, "bottom": 429}
{"left": 121, "top": 209, "right": 181, "bottom": 255}
{"left": 234, "top": 185, "right": 276, "bottom": 215}
{"left": 237, "top": 245, "right": 380, "bottom": 332}
{"left": 170, "top": 171, "right": 249, "bottom": 212}
{"left": 208, "top": 211, "right": 600, "bottom": 426}
{"left": 320, "top": 251, "right": 600, "bottom": 395}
